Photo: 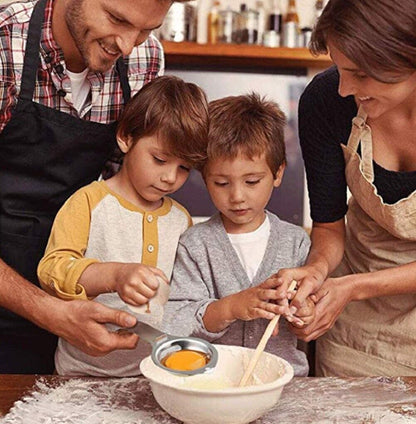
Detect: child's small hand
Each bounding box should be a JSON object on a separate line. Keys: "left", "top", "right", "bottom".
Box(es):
{"left": 113, "top": 263, "right": 168, "bottom": 306}
{"left": 230, "top": 278, "right": 283, "bottom": 321}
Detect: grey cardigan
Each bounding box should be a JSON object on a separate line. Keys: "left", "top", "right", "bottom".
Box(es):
{"left": 162, "top": 211, "right": 311, "bottom": 376}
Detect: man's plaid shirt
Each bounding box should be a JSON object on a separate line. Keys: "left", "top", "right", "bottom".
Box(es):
{"left": 0, "top": 0, "right": 165, "bottom": 133}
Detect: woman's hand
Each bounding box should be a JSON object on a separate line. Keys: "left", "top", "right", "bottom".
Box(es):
{"left": 279, "top": 219, "right": 346, "bottom": 312}
{"left": 292, "top": 275, "right": 355, "bottom": 341}
{"left": 272, "top": 264, "right": 327, "bottom": 315}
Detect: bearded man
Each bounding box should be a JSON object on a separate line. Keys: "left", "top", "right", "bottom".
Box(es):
{"left": 0, "top": 0, "right": 175, "bottom": 373}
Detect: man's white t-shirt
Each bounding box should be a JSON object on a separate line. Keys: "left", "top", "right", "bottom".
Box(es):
{"left": 66, "top": 68, "right": 90, "bottom": 114}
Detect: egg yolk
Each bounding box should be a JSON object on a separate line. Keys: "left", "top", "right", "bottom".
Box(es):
{"left": 163, "top": 350, "right": 208, "bottom": 371}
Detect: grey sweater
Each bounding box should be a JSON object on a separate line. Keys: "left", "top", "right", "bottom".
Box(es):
{"left": 162, "top": 211, "right": 311, "bottom": 376}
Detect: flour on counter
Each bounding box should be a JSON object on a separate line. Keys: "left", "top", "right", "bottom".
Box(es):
{"left": 0, "top": 377, "right": 180, "bottom": 424}
{"left": 3, "top": 375, "right": 416, "bottom": 423}
{"left": 259, "top": 377, "right": 416, "bottom": 424}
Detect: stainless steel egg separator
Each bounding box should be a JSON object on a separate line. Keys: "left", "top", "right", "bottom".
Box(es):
{"left": 130, "top": 321, "right": 218, "bottom": 376}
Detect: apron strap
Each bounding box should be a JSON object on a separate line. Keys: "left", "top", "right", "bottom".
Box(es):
{"left": 116, "top": 58, "right": 131, "bottom": 104}
{"left": 346, "top": 105, "right": 375, "bottom": 182}
{"left": 19, "top": 0, "right": 47, "bottom": 101}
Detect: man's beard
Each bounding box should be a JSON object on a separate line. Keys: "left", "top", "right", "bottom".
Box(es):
{"left": 65, "top": 0, "right": 115, "bottom": 72}
{"left": 65, "top": 0, "right": 91, "bottom": 68}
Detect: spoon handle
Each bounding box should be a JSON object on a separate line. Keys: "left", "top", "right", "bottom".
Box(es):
{"left": 239, "top": 280, "right": 297, "bottom": 387}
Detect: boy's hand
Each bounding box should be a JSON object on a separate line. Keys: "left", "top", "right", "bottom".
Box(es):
{"left": 229, "top": 278, "right": 283, "bottom": 321}
{"left": 113, "top": 263, "right": 168, "bottom": 306}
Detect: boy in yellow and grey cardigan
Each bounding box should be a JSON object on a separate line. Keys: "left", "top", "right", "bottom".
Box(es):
{"left": 37, "top": 76, "right": 209, "bottom": 376}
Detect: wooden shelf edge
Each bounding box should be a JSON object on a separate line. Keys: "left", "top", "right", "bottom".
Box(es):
{"left": 162, "top": 41, "right": 332, "bottom": 70}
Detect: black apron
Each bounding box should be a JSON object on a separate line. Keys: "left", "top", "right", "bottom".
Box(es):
{"left": 0, "top": 0, "right": 131, "bottom": 373}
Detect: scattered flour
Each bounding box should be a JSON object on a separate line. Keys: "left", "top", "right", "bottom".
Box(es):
{"left": 260, "top": 377, "right": 416, "bottom": 424}
{"left": 2, "top": 373, "right": 416, "bottom": 423}
{"left": 0, "top": 377, "right": 180, "bottom": 424}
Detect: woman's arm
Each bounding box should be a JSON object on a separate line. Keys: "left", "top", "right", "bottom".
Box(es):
{"left": 277, "top": 69, "right": 355, "bottom": 310}
{"left": 299, "top": 260, "right": 416, "bottom": 341}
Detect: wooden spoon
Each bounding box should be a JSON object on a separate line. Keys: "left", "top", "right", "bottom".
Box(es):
{"left": 239, "top": 280, "right": 298, "bottom": 387}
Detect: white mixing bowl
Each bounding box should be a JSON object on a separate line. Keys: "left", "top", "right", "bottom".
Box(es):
{"left": 140, "top": 344, "right": 294, "bottom": 424}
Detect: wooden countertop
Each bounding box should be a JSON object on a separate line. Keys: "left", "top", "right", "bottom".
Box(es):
{"left": 2, "top": 374, "right": 416, "bottom": 423}
{"left": 161, "top": 41, "right": 332, "bottom": 70}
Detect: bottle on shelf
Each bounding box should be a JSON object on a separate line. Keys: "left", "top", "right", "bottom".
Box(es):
{"left": 196, "top": 0, "right": 211, "bottom": 43}
{"left": 255, "top": 0, "right": 267, "bottom": 45}
{"left": 208, "top": 0, "right": 221, "bottom": 44}
{"left": 282, "top": 0, "right": 300, "bottom": 48}
{"left": 186, "top": 3, "right": 197, "bottom": 42}
{"left": 263, "top": 0, "right": 282, "bottom": 47}
{"left": 299, "top": 26, "right": 312, "bottom": 48}
{"left": 218, "top": 6, "right": 239, "bottom": 44}
{"left": 238, "top": 3, "right": 259, "bottom": 44}
{"left": 268, "top": 0, "right": 282, "bottom": 35}
{"left": 159, "top": 3, "right": 187, "bottom": 42}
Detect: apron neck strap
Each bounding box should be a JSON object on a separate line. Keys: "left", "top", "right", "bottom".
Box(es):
{"left": 347, "top": 104, "right": 375, "bottom": 182}
{"left": 116, "top": 58, "right": 131, "bottom": 104}
{"left": 347, "top": 105, "right": 367, "bottom": 151}
{"left": 19, "top": 0, "right": 47, "bottom": 101}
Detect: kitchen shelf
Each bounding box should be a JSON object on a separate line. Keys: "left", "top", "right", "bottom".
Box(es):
{"left": 162, "top": 41, "right": 332, "bottom": 70}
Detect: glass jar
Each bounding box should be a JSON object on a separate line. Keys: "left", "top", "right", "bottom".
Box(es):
{"left": 239, "top": 4, "right": 259, "bottom": 44}
{"left": 218, "top": 8, "right": 239, "bottom": 44}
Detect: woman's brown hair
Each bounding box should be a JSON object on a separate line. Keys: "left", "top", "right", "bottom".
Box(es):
{"left": 117, "top": 75, "right": 209, "bottom": 169}
{"left": 311, "top": 0, "right": 416, "bottom": 83}
{"left": 206, "top": 93, "right": 286, "bottom": 176}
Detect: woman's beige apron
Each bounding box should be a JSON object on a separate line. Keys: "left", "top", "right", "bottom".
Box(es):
{"left": 316, "top": 106, "right": 416, "bottom": 376}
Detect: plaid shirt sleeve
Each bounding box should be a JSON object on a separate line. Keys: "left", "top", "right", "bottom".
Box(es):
{"left": 0, "top": 2, "right": 30, "bottom": 133}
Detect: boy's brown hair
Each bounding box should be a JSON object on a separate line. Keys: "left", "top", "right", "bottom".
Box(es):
{"left": 117, "top": 75, "right": 209, "bottom": 169}
{"left": 206, "top": 93, "right": 286, "bottom": 175}
{"left": 311, "top": 0, "right": 416, "bottom": 83}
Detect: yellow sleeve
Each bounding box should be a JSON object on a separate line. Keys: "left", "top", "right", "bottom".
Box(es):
{"left": 37, "top": 183, "right": 103, "bottom": 300}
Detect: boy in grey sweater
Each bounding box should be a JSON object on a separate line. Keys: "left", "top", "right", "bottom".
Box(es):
{"left": 163, "top": 94, "right": 314, "bottom": 376}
